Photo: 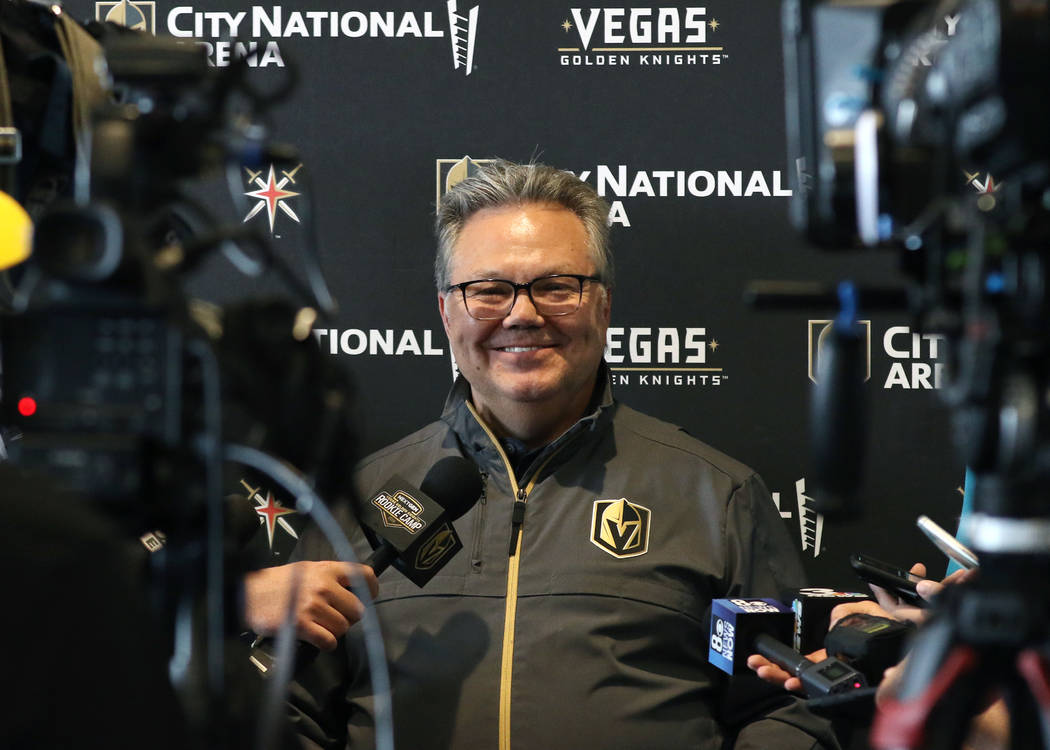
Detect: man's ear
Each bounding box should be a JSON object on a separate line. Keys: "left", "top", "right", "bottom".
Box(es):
{"left": 438, "top": 292, "right": 452, "bottom": 336}
{"left": 601, "top": 287, "right": 612, "bottom": 324}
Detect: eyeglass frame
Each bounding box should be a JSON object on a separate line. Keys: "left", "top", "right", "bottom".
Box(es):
{"left": 444, "top": 273, "right": 605, "bottom": 320}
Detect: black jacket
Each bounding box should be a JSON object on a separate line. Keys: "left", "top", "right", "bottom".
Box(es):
{"left": 288, "top": 369, "right": 840, "bottom": 750}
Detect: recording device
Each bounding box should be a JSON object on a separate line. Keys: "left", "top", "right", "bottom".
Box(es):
{"left": 777, "top": 1, "right": 1050, "bottom": 744}
{"left": 754, "top": 633, "right": 868, "bottom": 698}
{"left": 0, "top": 12, "right": 343, "bottom": 745}
{"left": 361, "top": 456, "right": 484, "bottom": 586}
{"left": 849, "top": 553, "right": 925, "bottom": 607}
{"left": 708, "top": 598, "right": 796, "bottom": 675}
{"left": 824, "top": 611, "right": 914, "bottom": 686}
{"left": 916, "top": 514, "right": 979, "bottom": 570}
{"left": 793, "top": 588, "right": 872, "bottom": 653}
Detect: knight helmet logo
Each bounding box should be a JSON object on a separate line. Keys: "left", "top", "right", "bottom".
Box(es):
{"left": 96, "top": 1, "right": 156, "bottom": 34}
{"left": 591, "top": 498, "right": 651, "bottom": 558}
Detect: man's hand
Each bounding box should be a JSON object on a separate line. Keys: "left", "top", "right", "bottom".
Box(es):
{"left": 745, "top": 601, "right": 876, "bottom": 693}
{"left": 242, "top": 561, "right": 379, "bottom": 651}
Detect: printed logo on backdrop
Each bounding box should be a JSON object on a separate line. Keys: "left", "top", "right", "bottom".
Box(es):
{"left": 557, "top": 6, "right": 726, "bottom": 68}
{"left": 771, "top": 477, "right": 824, "bottom": 559}
{"left": 963, "top": 169, "right": 1002, "bottom": 211}
{"left": 807, "top": 320, "right": 946, "bottom": 390}
{"left": 243, "top": 163, "right": 302, "bottom": 236}
{"left": 240, "top": 478, "right": 299, "bottom": 553}
{"left": 607, "top": 326, "right": 724, "bottom": 388}
{"left": 591, "top": 498, "right": 651, "bottom": 558}
{"left": 808, "top": 320, "right": 872, "bottom": 384}
{"left": 568, "top": 165, "right": 792, "bottom": 228}
{"left": 96, "top": 1, "right": 156, "bottom": 33}
{"left": 164, "top": 2, "right": 480, "bottom": 71}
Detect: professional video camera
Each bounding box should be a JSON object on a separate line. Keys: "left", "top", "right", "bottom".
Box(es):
{"left": 0, "top": 7, "right": 361, "bottom": 746}
{"left": 776, "top": 0, "right": 1050, "bottom": 748}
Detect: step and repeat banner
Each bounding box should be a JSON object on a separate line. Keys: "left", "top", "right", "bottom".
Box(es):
{"left": 74, "top": 0, "right": 965, "bottom": 590}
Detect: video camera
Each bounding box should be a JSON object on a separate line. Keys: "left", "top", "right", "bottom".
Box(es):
{"left": 778, "top": 1, "right": 1050, "bottom": 748}
{"left": 0, "top": 9, "right": 357, "bottom": 746}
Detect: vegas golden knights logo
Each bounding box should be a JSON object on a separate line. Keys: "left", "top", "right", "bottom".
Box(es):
{"left": 590, "top": 498, "right": 651, "bottom": 558}
{"left": 435, "top": 156, "right": 493, "bottom": 209}
{"left": 96, "top": 1, "right": 156, "bottom": 34}
{"left": 807, "top": 320, "right": 872, "bottom": 384}
{"left": 415, "top": 522, "right": 457, "bottom": 570}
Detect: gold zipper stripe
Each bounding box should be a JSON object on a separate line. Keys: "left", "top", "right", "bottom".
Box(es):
{"left": 464, "top": 402, "right": 558, "bottom": 750}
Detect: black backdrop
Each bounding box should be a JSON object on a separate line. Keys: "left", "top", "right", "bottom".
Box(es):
{"left": 75, "top": 0, "right": 964, "bottom": 590}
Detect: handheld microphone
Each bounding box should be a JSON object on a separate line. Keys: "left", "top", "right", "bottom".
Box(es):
{"left": 755, "top": 634, "right": 868, "bottom": 697}
{"left": 810, "top": 285, "right": 868, "bottom": 520}
{"left": 708, "top": 598, "right": 795, "bottom": 675}
{"left": 361, "top": 456, "right": 483, "bottom": 585}
{"left": 792, "top": 588, "right": 872, "bottom": 653}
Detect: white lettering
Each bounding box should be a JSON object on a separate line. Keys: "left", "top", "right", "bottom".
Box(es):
{"left": 571, "top": 8, "right": 602, "bottom": 50}
{"left": 685, "top": 327, "right": 706, "bottom": 363}
{"left": 630, "top": 328, "right": 652, "bottom": 363}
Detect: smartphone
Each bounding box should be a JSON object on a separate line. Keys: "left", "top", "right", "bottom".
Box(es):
{"left": 916, "top": 515, "right": 979, "bottom": 570}
{"left": 849, "top": 553, "right": 926, "bottom": 607}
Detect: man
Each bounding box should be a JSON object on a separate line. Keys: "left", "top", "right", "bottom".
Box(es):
{"left": 244, "top": 160, "right": 838, "bottom": 749}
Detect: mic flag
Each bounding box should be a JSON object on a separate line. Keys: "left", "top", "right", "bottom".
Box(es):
{"left": 362, "top": 456, "right": 483, "bottom": 587}
{"left": 708, "top": 598, "right": 795, "bottom": 675}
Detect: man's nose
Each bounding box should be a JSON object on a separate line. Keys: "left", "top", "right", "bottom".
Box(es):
{"left": 503, "top": 288, "right": 544, "bottom": 327}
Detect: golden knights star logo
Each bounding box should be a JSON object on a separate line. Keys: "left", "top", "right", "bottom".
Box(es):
{"left": 243, "top": 163, "right": 303, "bottom": 235}
{"left": 590, "top": 498, "right": 651, "bottom": 558}
{"left": 240, "top": 479, "right": 299, "bottom": 552}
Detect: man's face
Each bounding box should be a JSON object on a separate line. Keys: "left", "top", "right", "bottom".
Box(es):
{"left": 438, "top": 202, "right": 611, "bottom": 434}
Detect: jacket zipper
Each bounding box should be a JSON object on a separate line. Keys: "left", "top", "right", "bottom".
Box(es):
{"left": 465, "top": 402, "right": 561, "bottom": 750}
{"left": 470, "top": 473, "right": 487, "bottom": 573}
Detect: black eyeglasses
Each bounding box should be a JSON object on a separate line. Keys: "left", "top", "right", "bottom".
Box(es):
{"left": 446, "top": 274, "right": 603, "bottom": 320}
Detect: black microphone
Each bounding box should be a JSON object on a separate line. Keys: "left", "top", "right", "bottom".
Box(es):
{"left": 754, "top": 634, "right": 868, "bottom": 697}
{"left": 810, "top": 293, "right": 868, "bottom": 520}
{"left": 708, "top": 598, "right": 796, "bottom": 675}
{"left": 361, "top": 456, "right": 483, "bottom": 585}
{"left": 792, "top": 588, "right": 872, "bottom": 654}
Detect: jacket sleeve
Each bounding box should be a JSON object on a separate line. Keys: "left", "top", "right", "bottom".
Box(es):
{"left": 282, "top": 492, "right": 371, "bottom": 750}
{"left": 718, "top": 473, "right": 845, "bottom": 750}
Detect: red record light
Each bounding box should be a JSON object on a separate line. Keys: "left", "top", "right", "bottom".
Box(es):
{"left": 17, "top": 396, "right": 37, "bottom": 417}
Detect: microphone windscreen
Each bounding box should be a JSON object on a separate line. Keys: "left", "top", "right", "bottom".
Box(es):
{"left": 420, "top": 456, "right": 482, "bottom": 519}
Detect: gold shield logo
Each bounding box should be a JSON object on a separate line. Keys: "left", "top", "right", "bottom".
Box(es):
{"left": 807, "top": 319, "right": 872, "bottom": 384}
{"left": 415, "top": 522, "right": 457, "bottom": 570}
{"left": 590, "top": 498, "right": 651, "bottom": 558}
{"left": 435, "top": 156, "right": 493, "bottom": 209}
{"left": 96, "top": 1, "right": 156, "bottom": 34}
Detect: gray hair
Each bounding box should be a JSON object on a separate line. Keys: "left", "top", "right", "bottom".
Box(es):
{"left": 435, "top": 159, "right": 613, "bottom": 291}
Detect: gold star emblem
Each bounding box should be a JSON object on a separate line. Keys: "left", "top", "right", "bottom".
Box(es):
{"left": 709, "top": 339, "right": 720, "bottom": 351}
{"left": 709, "top": 19, "right": 720, "bottom": 32}
{"left": 562, "top": 19, "right": 573, "bottom": 32}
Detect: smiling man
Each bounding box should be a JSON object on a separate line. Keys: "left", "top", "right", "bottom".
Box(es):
{"left": 245, "top": 160, "right": 841, "bottom": 750}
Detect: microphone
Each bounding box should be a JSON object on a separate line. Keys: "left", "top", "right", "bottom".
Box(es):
{"left": 824, "top": 611, "right": 914, "bottom": 686}
{"left": 792, "top": 588, "right": 872, "bottom": 653}
{"left": 810, "top": 283, "right": 868, "bottom": 520}
{"left": 360, "top": 456, "right": 483, "bottom": 586}
{"left": 708, "top": 598, "right": 795, "bottom": 675}
{"left": 755, "top": 634, "right": 868, "bottom": 697}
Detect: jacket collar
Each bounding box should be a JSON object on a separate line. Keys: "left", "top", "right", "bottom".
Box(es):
{"left": 440, "top": 363, "right": 615, "bottom": 483}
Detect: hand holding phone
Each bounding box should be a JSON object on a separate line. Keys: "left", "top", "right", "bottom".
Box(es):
{"left": 849, "top": 553, "right": 926, "bottom": 607}
{"left": 916, "top": 515, "right": 979, "bottom": 570}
